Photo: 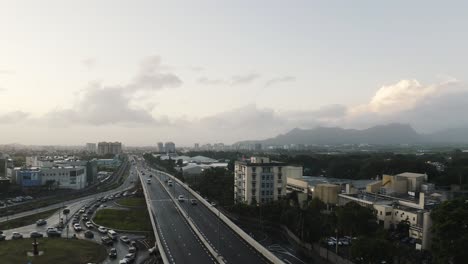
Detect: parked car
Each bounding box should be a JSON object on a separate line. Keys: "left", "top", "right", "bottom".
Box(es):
{"left": 36, "top": 219, "right": 47, "bottom": 226}
{"left": 109, "top": 248, "right": 118, "bottom": 258}
{"left": 85, "top": 221, "right": 94, "bottom": 228}
{"left": 120, "top": 236, "right": 130, "bottom": 244}
{"left": 46, "top": 227, "right": 61, "bottom": 237}
{"left": 119, "top": 259, "right": 129, "bottom": 264}
{"left": 11, "top": 232, "right": 23, "bottom": 240}
{"left": 63, "top": 208, "right": 70, "bottom": 214}
{"left": 73, "top": 224, "right": 83, "bottom": 231}
{"left": 128, "top": 246, "right": 137, "bottom": 254}
{"left": 0, "top": 234, "right": 6, "bottom": 241}
{"left": 84, "top": 230, "right": 94, "bottom": 239}
{"left": 30, "top": 231, "right": 44, "bottom": 238}
{"left": 101, "top": 236, "right": 113, "bottom": 245}
{"left": 124, "top": 253, "right": 136, "bottom": 263}
{"left": 190, "top": 199, "right": 197, "bottom": 205}
{"left": 98, "top": 226, "right": 108, "bottom": 234}
{"left": 130, "top": 240, "right": 138, "bottom": 249}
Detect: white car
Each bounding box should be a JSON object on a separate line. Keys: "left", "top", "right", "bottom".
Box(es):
{"left": 73, "top": 224, "right": 82, "bottom": 231}
{"left": 85, "top": 221, "right": 94, "bottom": 228}
{"left": 98, "top": 226, "right": 108, "bottom": 234}
{"left": 178, "top": 195, "right": 184, "bottom": 202}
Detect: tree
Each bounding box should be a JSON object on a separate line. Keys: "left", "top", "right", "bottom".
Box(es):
{"left": 336, "top": 202, "right": 377, "bottom": 237}
{"left": 431, "top": 197, "right": 468, "bottom": 264}
{"left": 351, "top": 236, "right": 394, "bottom": 264}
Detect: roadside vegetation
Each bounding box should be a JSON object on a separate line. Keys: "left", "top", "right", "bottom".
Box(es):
{"left": 93, "top": 208, "right": 152, "bottom": 231}
{"left": 117, "top": 197, "right": 146, "bottom": 207}
{"left": 0, "top": 238, "right": 107, "bottom": 264}
{"left": 0, "top": 208, "right": 58, "bottom": 230}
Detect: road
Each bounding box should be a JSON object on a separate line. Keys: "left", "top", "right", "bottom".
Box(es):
{"left": 141, "top": 164, "right": 270, "bottom": 264}
{"left": 138, "top": 165, "right": 216, "bottom": 264}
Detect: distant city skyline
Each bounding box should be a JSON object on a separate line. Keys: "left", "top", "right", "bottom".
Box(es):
{"left": 0, "top": 1, "right": 467, "bottom": 145}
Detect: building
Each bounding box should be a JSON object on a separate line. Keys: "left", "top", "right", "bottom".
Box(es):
{"left": 15, "top": 166, "right": 87, "bottom": 190}
{"left": 86, "top": 143, "right": 96, "bottom": 153}
{"left": 234, "top": 156, "right": 303, "bottom": 204}
{"left": 164, "top": 142, "right": 176, "bottom": 153}
{"left": 313, "top": 183, "right": 340, "bottom": 205}
{"left": 157, "top": 142, "right": 164, "bottom": 153}
{"left": 194, "top": 143, "right": 200, "bottom": 150}
{"left": 97, "top": 142, "right": 122, "bottom": 155}
{"left": 0, "top": 153, "right": 8, "bottom": 178}
{"left": 338, "top": 172, "right": 435, "bottom": 251}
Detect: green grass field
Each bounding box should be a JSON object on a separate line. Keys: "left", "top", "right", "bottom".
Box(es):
{"left": 116, "top": 197, "right": 146, "bottom": 207}
{"left": 0, "top": 208, "right": 58, "bottom": 230}
{"left": 93, "top": 208, "right": 152, "bottom": 231}
{"left": 0, "top": 238, "right": 107, "bottom": 264}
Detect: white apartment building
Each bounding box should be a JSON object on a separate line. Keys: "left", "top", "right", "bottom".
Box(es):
{"left": 234, "top": 157, "right": 302, "bottom": 204}
{"left": 86, "top": 143, "right": 96, "bottom": 153}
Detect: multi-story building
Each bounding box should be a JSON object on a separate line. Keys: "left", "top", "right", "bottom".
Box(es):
{"left": 234, "top": 156, "right": 302, "bottom": 204}
{"left": 157, "top": 142, "right": 165, "bottom": 153}
{"left": 86, "top": 143, "right": 96, "bottom": 153}
{"left": 164, "top": 142, "right": 176, "bottom": 153}
{"left": 97, "top": 142, "right": 122, "bottom": 155}
{"left": 0, "top": 153, "right": 8, "bottom": 178}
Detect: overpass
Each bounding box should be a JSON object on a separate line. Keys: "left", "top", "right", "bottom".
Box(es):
{"left": 136, "top": 157, "right": 283, "bottom": 264}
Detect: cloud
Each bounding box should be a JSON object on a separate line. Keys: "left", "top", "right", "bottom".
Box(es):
{"left": 197, "top": 77, "right": 225, "bottom": 85}
{"left": 231, "top": 73, "right": 260, "bottom": 85}
{"left": 264, "top": 76, "right": 296, "bottom": 87}
{"left": 350, "top": 79, "right": 459, "bottom": 115}
{"left": 189, "top": 66, "right": 204, "bottom": 72}
{"left": 126, "top": 55, "right": 182, "bottom": 92}
{"left": 0, "top": 70, "right": 14, "bottom": 74}
{"left": 82, "top": 58, "right": 97, "bottom": 70}
{"left": 40, "top": 56, "right": 182, "bottom": 126}
{"left": 0, "top": 111, "right": 29, "bottom": 123}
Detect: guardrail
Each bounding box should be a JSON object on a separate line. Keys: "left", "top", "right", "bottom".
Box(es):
{"left": 153, "top": 169, "right": 284, "bottom": 264}
{"left": 138, "top": 169, "right": 170, "bottom": 264}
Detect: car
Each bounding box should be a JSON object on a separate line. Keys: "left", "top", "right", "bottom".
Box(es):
{"left": 128, "top": 246, "right": 137, "bottom": 254}
{"left": 36, "top": 219, "right": 47, "bottom": 226}
{"left": 120, "top": 236, "right": 130, "bottom": 243}
{"left": 124, "top": 253, "right": 136, "bottom": 263}
{"left": 146, "top": 179, "right": 151, "bottom": 184}
{"left": 178, "top": 195, "right": 184, "bottom": 202}
{"left": 30, "top": 231, "right": 44, "bottom": 238}
{"left": 85, "top": 221, "right": 94, "bottom": 228}
{"left": 119, "top": 259, "right": 129, "bottom": 264}
{"left": 130, "top": 240, "right": 138, "bottom": 249}
{"left": 82, "top": 215, "right": 89, "bottom": 221}
{"left": 190, "top": 199, "right": 197, "bottom": 205}
{"left": 63, "top": 208, "right": 70, "bottom": 214}
{"left": 109, "top": 248, "right": 118, "bottom": 258}
{"left": 0, "top": 234, "right": 6, "bottom": 241}
{"left": 72, "top": 218, "right": 79, "bottom": 224}
{"left": 101, "top": 236, "right": 113, "bottom": 245}
{"left": 73, "top": 224, "right": 83, "bottom": 231}
{"left": 108, "top": 230, "right": 118, "bottom": 240}
{"left": 79, "top": 209, "right": 85, "bottom": 214}
{"left": 98, "top": 226, "right": 108, "bottom": 234}
{"left": 11, "top": 232, "right": 23, "bottom": 240}
{"left": 46, "top": 227, "right": 61, "bottom": 237}
{"left": 84, "top": 230, "right": 94, "bottom": 239}
{"left": 210, "top": 202, "right": 216, "bottom": 206}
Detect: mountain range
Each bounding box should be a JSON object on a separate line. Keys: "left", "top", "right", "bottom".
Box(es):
{"left": 236, "top": 123, "right": 468, "bottom": 146}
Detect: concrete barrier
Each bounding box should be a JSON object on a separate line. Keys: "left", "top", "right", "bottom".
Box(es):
{"left": 154, "top": 169, "right": 284, "bottom": 264}
{"left": 138, "top": 170, "right": 170, "bottom": 264}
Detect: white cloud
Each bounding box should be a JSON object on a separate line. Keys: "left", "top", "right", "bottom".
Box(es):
{"left": 264, "top": 76, "right": 296, "bottom": 87}
{"left": 231, "top": 73, "right": 260, "bottom": 85}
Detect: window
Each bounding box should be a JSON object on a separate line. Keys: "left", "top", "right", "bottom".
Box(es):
{"left": 278, "top": 167, "right": 282, "bottom": 172}
{"left": 261, "top": 191, "right": 265, "bottom": 195}
{"left": 380, "top": 211, "right": 382, "bottom": 215}
{"left": 413, "top": 217, "right": 415, "bottom": 221}
{"left": 262, "top": 175, "right": 265, "bottom": 180}
{"left": 386, "top": 212, "right": 391, "bottom": 216}
{"left": 252, "top": 167, "right": 256, "bottom": 172}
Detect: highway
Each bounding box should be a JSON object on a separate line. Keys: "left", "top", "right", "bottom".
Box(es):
{"left": 138, "top": 165, "right": 216, "bottom": 264}
{"left": 140, "top": 164, "right": 270, "bottom": 264}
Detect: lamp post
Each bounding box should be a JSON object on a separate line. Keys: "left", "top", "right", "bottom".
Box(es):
{"left": 335, "top": 228, "right": 339, "bottom": 254}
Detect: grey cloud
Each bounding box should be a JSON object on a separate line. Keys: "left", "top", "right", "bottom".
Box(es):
{"left": 126, "top": 55, "right": 182, "bottom": 92}
{"left": 264, "top": 76, "right": 296, "bottom": 87}
{"left": 231, "top": 73, "right": 260, "bottom": 85}
{"left": 0, "top": 111, "right": 29, "bottom": 123}
{"left": 82, "top": 58, "right": 97, "bottom": 70}
{"left": 197, "top": 77, "right": 225, "bottom": 85}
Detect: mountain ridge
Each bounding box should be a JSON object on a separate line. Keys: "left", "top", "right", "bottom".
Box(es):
{"left": 235, "top": 123, "right": 468, "bottom": 145}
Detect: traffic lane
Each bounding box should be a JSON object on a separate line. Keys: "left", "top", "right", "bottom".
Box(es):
{"left": 2, "top": 197, "right": 91, "bottom": 239}
{"left": 171, "top": 183, "right": 269, "bottom": 264}
{"left": 145, "top": 175, "right": 215, "bottom": 264}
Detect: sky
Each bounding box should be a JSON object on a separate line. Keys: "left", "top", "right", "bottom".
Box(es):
{"left": 0, "top": 0, "right": 467, "bottom": 146}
